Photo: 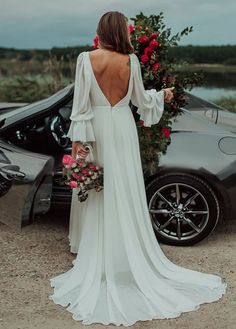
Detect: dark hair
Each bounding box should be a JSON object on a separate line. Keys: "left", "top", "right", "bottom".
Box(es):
{"left": 96, "top": 11, "right": 134, "bottom": 54}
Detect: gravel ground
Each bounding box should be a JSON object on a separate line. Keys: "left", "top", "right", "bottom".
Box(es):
{"left": 0, "top": 209, "right": 235, "bottom": 329}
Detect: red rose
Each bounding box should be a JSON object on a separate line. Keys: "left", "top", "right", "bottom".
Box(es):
{"left": 152, "top": 63, "right": 160, "bottom": 71}
{"left": 138, "top": 35, "right": 149, "bottom": 43}
{"left": 140, "top": 120, "right": 145, "bottom": 127}
{"left": 144, "top": 46, "right": 154, "bottom": 56}
{"left": 161, "top": 127, "right": 171, "bottom": 138}
{"left": 141, "top": 54, "right": 149, "bottom": 63}
{"left": 128, "top": 24, "right": 134, "bottom": 34}
{"left": 151, "top": 33, "right": 158, "bottom": 38}
{"left": 92, "top": 35, "right": 99, "bottom": 49}
{"left": 149, "top": 39, "right": 159, "bottom": 48}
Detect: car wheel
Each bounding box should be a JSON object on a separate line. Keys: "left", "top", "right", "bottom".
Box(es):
{"left": 146, "top": 173, "right": 220, "bottom": 246}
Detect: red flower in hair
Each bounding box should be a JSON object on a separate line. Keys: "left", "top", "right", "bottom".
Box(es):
{"left": 92, "top": 35, "right": 99, "bottom": 49}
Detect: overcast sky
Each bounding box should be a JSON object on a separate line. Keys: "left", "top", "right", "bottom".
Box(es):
{"left": 0, "top": 0, "right": 235, "bottom": 49}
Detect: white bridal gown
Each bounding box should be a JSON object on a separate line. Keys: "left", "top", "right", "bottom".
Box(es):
{"left": 49, "top": 51, "right": 227, "bottom": 326}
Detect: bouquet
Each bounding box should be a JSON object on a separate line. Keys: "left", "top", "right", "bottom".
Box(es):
{"left": 62, "top": 143, "right": 103, "bottom": 202}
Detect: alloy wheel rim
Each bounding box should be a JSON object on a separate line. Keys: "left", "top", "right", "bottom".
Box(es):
{"left": 148, "top": 183, "right": 210, "bottom": 241}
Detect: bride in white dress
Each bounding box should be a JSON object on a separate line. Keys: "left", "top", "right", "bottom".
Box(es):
{"left": 49, "top": 11, "right": 227, "bottom": 326}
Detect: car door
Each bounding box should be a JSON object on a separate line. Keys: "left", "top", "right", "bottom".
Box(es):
{"left": 0, "top": 139, "right": 54, "bottom": 231}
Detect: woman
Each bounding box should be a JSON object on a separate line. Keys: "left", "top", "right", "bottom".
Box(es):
{"left": 49, "top": 11, "right": 227, "bottom": 326}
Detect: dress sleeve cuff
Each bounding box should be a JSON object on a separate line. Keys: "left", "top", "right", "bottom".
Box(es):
{"left": 66, "top": 120, "right": 96, "bottom": 142}
{"left": 136, "top": 89, "right": 165, "bottom": 127}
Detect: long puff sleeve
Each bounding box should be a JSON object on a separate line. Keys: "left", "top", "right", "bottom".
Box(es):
{"left": 66, "top": 52, "right": 96, "bottom": 142}
{"left": 130, "top": 54, "right": 165, "bottom": 127}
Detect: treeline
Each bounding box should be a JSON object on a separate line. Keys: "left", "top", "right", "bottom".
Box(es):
{"left": 0, "top": 45, "right": 92, "bottom": 62}
{"left": 167, "top": 45, "right": 236, "bottom": 65}
{"left": 0, "top": 44, "right": 236, "bottom": 64}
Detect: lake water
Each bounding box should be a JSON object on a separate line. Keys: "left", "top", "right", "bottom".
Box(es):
{"left": 183, "top": 71, "right": 236, "bottom": 101}
{"left": 190, "top": 87, "right": 236, "bottom": 101}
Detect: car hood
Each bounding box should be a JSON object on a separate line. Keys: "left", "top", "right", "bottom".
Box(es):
{"left": 190, "top": 108, "right": 236, "bottom": 133}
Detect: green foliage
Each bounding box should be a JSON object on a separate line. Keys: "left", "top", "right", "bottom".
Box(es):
{"left": 223, "top": 58, "right": 236, "bottom": 66}
{"left": 0, "top": 45, "right": 92, "bottom": 61}
{"left": 168, "top": 45, "right": 236, "bottom": 64}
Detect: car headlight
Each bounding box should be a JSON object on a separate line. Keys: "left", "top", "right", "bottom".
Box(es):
{"left": 218, "top": 137, "right": 236, "bottom": 155}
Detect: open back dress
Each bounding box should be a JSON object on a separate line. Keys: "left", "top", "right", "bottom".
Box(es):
{"left": 48, "top": 51, "right": 227, "bottom": 326}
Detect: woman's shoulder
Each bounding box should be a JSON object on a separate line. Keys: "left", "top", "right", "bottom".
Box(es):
{"left": 77, "top": 51, "right": 87, "bottom": 59}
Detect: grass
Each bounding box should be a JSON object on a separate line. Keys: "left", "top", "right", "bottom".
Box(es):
{"left": 212, "top": 96, "right": 236, "bottom": 113}
{"left": 0, "top": 59, "right": 235, "bottom": 108}
{"left": 175, "top": 63, "right": 236, "bottom": 73}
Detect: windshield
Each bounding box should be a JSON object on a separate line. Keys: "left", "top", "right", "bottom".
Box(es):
{"left": 173, "top": 109, "right": 233, "bottom": 134}
{"left": 184, "top": 92, "right": 227, "bottom": 111}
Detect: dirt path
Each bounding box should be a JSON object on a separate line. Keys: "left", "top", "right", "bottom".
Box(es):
{"left": 0, "top": 209, "right": 235, "bottom": 329}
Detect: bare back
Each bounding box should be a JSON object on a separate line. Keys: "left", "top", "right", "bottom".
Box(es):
{"left": 88, "top": 49, "right": 131, "bottom": 107}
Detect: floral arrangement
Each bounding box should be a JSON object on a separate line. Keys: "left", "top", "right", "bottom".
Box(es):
{"left": 62, "top": 154, "right": 103, "bottom": 202}
{"left": 93, "top": 12, "right": 203, "bottom": 176}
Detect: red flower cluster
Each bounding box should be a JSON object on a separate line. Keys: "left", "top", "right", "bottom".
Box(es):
{"left": 137, "top": 32, "right": 160, "bottom": 72}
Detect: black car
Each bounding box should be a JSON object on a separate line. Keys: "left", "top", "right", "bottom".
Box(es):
{"left": 0, "top": 85, "right": 236, "bottom": 246}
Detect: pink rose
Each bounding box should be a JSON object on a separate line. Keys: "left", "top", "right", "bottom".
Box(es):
{"left": 138, "top": 36, "right": 149, "bottom": 43}
{"left": 72, "top": 173, "right": 82, "bottom": 179}
{"left": 141, "top": 54, "right": 149, "bottom": 63}
{"left": 152, "top": 63, "right": 160, "bottom": 71}
{"left": 149, "top": 39, "right": 159, "bottom": 48}
{"left": 62, "top": 155, "right": 76, "bottom": 166}
{"left": 69, "top": 180, "right": 78, "bottom": 188}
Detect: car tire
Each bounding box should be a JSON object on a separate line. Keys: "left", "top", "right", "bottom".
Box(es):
{"left": 146, "top": 173, "right": 220, "bottom": 246}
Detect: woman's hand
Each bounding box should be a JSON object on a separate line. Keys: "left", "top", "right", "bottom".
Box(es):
{"left": 72, "top": 141, "right": 89, "bottom": 160}
{"left": 163, "top": 87, "right": 175, "bottom": 103}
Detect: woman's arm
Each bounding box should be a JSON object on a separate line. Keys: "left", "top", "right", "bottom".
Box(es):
{"left": 130, "top": 54, "right": 174, "bottom": 126}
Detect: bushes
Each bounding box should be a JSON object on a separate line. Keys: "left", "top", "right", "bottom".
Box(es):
{"left": 213, "top": 96, "right": 236, "bottom": 113}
